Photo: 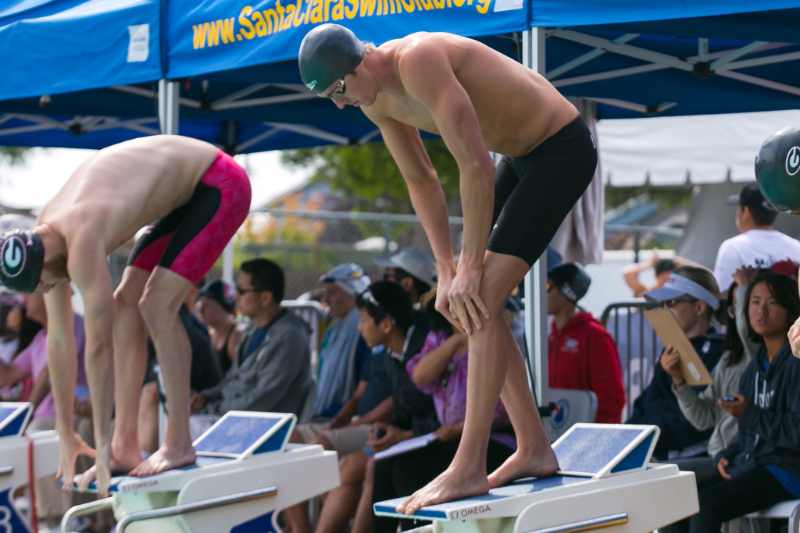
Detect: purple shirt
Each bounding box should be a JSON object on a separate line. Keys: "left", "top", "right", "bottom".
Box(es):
{"left": 13, "top": 315, "right": 87, "bottom": 421}
{"left": 406, "top": 331, "right": 514, "bottom": 448}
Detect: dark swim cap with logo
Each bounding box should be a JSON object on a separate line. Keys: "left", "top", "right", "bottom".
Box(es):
{"left": 0, "top": 230, "right": 44, "bottom": 293}
{"left": 298, "top": 24, "right": 365, "bottom": 93}
{"left": 755, "top": 127, "right": 800, "bottom": 213}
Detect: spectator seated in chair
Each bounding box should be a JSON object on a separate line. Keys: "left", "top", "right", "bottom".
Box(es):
{"left": 190, "top": 258, "right": 312, "bottom": 435}
{"left": 687, "top": 269, "right": 800, "bottom": 532}
{"left": 626, "top": 265, "right": 725, "bottom": 460}
{"left": 312, "top": 281, "right": 436, "bottom": 533}
{"left": 197, "top": 279, "right": 242, "bottom": 376}
{"left": 547, "top": 262, "right": 625, "bottom": 424}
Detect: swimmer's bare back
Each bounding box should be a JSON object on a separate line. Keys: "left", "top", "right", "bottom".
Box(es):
{"left": 363, "top": 33, "right": 578, "bottom": 157}
{"left": 39, "top": 135, "right": 218, "bottom": 253}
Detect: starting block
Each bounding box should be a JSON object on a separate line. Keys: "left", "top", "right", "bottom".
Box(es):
{"left": 61, "top": 411, "right": 340, "bottom": 533}
{"left": 374, "top": 424, "right": 699, "bottom": 533}
{"left": 0, "top": 402, "right": 60, "bottom": 533}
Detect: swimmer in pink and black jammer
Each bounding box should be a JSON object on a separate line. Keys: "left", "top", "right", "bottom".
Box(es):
{"left": 0, "top": 135, "right": 252, "bottom": 495}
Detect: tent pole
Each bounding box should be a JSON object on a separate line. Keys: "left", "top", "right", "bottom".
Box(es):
{"left": 157, "top": 79, "right": 238, "bottom": 283}
{"left": 521, "top": 28, "right": 549, "bottom": 406}
{"left": 222, "top": 240, "right": 235, "bottom": 285}
{"left": 158, "top": 79, "right": 180, "bottom": 135}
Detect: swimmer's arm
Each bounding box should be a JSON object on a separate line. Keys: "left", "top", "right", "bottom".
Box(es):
{"left": 329, "top": 380, "right": 366, "bottom": 427}
{"left": 44, "top": 282, "right": 78, "bottom": 434}
{"left": 69, "top": 246, "right": 115, "bottom": 451}
{"left": 410, "top": 333, "right": 465, "bottom": 387}
{"left": 0, "top": 361, "right": 26, "bottom": 388}
{"left": 356, "top": 396, "right": 394, "bottom": 425}
{"left": 29, "top": 365, "right": 51, "bottom": 410}
{"left": 365, "top": 110, "right": 455, "bottom": 279}
{"left": 398, "top": 43, "right": 495, "bottom": 271}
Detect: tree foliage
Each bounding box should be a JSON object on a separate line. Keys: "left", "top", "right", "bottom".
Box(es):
{"left": 281, "top": 138, "right": 461, "bottom": 213}
{"left": 0, "top": 148, "right": 26, "bottom": 165}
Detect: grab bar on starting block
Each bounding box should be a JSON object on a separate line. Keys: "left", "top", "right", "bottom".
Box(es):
{"left": 0, "top": 466, "right": 13, "bottom": 476}
{"left": 116, "top": 485, "right": 279, "bottom": 533}
{"left": 528, "top": 512, "right": 629, "bottom": 533}
{"left": 61, "top": 496, "right": 115, "bottom": 533}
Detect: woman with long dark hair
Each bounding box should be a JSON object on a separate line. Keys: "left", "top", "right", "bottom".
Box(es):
{"left": 689, "top": 270, "right": 800, "bottom": 532}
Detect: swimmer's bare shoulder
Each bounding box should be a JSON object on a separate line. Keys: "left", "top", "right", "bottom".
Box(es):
{"left": 42, "top": 135, "right": 218, "bottom": 252}
{"left": 360, "top": 34, "right": 442, "bottom": 124}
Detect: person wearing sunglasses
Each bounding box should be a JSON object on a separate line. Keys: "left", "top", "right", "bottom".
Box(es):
{"left": 191, "top": 258, "right": 313, "bottom": 436}
{"left": 627, "top": 266, "right": 726, "bottom": 460}
{"left": 298, "top": 21, "right": 597, "bottom": 512}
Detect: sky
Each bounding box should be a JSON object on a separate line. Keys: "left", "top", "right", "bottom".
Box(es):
{"left": 0, "top": 148, "right": 310, "bottom": 211}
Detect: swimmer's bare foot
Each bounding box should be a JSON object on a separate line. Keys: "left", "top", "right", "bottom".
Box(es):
{"left": 129, "top": 445, "right": 196, "bottom": 477}
{"left": 397, "top": 467, "right": 490, "bottom": 516}
{"left": 487, "top": 446, "right": 559, "bottom": 489}
{"left": 77, "top": 451, "right": 141, "bottom": 491}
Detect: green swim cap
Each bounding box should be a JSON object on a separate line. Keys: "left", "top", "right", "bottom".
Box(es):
{"left": 298, "top": 24, "right": 365, "bottom": 94}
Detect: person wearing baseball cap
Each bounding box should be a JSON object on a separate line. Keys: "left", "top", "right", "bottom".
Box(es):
{"left": 312, "top": 263, "right": 372, "bottom": 422}
{"left": 713, "top": 183, "right": 800, "bottom": 292}
{"left": 546, "top": 263, "right": 625, "bottom": 424}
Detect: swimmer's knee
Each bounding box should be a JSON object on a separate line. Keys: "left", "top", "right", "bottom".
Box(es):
{"left": 478, "top": 287, "right": 511, "bottom": 320}
{"left": 138, "top": 289, "right": 183, "bottom": 325}
{"left": 114, "top": 277, "right": 147, "bottom": 310}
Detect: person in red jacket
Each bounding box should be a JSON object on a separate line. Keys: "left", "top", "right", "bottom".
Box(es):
{"left": 547, "top": 263, "right": 625, "bottom": 423}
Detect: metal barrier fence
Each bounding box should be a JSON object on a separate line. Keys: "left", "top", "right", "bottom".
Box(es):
{"left": 601, "top": 301, "right": 663, "bottom": 420}
{"left": 282, "top": 299, "right": 327, "bottom": 371}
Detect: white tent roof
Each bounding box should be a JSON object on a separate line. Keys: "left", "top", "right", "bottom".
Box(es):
{"left": 597, "top": 109, "right": 800, "bottom": 186}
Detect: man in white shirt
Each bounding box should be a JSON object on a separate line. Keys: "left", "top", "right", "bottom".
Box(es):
{"left": 713, "top": 183, "right": 800, "bottom": 292}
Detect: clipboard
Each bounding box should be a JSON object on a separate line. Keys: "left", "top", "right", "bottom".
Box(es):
{"left": 644, "top": 308, "right": 713, "bottom": 386}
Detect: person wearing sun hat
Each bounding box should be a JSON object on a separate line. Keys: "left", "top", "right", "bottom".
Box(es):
{"left": 375, "top": 247, "right": 436, "bottom": 305}
{"left": 628, "top": 265, "right": 726, "bottom": 460}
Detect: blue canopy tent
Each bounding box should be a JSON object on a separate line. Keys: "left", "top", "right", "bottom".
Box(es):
{"left": 0, "top": 0, "right": 168, "bottom": 147}
{"left": 151, "top": 0, "right": 529, "bottom": 148}
{"left": 2, "top": 1, "right": 798, "bottom": 148}
{"left": 531, "top": 2, "right": 800, "bottom": 119}
{"left": 0, "top": 0, "right": 528, "bottom": 150}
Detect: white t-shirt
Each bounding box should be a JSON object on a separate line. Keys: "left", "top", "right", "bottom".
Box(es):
{"left": 713, "top": 229, "right": 800, "bottom": 291}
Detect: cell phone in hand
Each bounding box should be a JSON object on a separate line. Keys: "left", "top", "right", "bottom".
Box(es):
{"left": 722, "top": 395, "right": 736, "bottom": 402}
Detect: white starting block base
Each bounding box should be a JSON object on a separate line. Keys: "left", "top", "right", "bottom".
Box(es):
{"left": 0, "top": 402, "right": 60, "bottom": 533}
{"left": 62, "top": 411, "right": 340, "bottom": 533}
{"left": 375, "top": 424, "right": 699, "bottom": 533}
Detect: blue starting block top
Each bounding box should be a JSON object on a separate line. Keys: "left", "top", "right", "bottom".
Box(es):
{"left": 554, "top": 423, "right": 659, "bottom": 478}
{"left": 0, "top": 402, "right": 31, "bottom": 438}
{"left": 79, "top": 411, "right": 296, "bottom": 494}
{"left": 374, "top": 423, "right": 661, "bottom": 521}
{"left": 374, "top": 474, "right": 593, "bottom": 520}
{"left": 194, "top": 411, "right": 295, "bottom": 459}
